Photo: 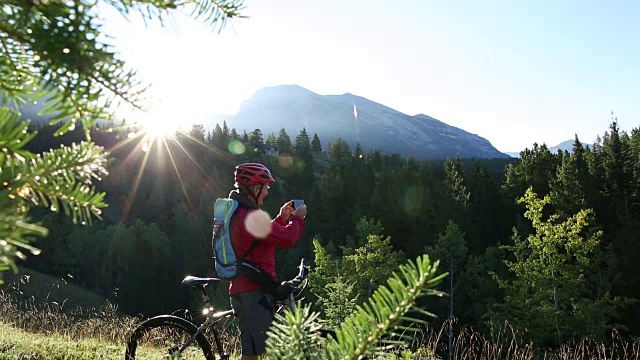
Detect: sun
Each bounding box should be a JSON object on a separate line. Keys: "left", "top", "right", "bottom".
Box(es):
{"left": 138, "top": 102, "right": 193, "bottom": 139}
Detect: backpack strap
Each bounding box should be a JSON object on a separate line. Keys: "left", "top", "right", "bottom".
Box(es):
{"left": 239, "top": 238, "right": 260, "bottom": 261}
{"left": 239, "top": 261, "right": 279, "bottom": 295}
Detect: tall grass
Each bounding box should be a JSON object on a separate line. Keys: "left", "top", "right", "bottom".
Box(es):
{"left": 0, "top": 288, "right": 138, "bottom": 346}
{"left": 1, "top": 273, "right": 638, "bottom": 359}
{"left": 0, "top": 273, "right": 241, "bottom": 357}
{"left": 407, "top": 318, "right": 640, "bottom": 360}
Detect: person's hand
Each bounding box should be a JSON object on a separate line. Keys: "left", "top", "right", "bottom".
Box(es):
{"left": 293, "top": 203, "right": 307, "bottom": 219}
{"left": 275, "top": 280, "right": 299, "bottom": 302}
{"left": 278, "top": 201, "right": 295, "bottom": 222}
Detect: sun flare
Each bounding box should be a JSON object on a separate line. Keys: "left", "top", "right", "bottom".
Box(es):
{"left": 138, "top": 102, "right": 193, "bottom": 139}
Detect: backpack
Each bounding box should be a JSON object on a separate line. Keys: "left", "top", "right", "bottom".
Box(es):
{"left": 211, "top": 198, "right": 277, "bottom": 293}
{"left": 211, "top": 198, "right": 243, "bottom": 279}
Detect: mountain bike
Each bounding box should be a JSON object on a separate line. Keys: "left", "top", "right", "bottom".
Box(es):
{"left": 124, "top": 258, "right": 312, "bottom": 359}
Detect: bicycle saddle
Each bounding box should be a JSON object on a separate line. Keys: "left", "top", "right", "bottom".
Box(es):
{"left": 182, "top": 276, "right": 221, "bottom": 287}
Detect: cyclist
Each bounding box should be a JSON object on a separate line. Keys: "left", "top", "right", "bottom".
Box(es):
{"left": 228, "top": 163, "right": 307, "bottom": 360}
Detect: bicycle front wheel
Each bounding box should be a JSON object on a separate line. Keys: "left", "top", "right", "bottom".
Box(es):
{"left": 125, "top": 315, "right": 215, "bottom": 360}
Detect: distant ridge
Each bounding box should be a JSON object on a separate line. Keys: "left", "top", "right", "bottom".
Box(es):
{"left": 506, "top": 139, "right": 593, "bottom": 158}
{"left": 205, "top": 84, "right": 509, "bottom": 160}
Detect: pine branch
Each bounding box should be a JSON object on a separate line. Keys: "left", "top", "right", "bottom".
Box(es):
{"left": 104, "top": 0, "right": 247, "bottom": 33}
{"left": 0, "top": 107, "right": 37, "bottom": 163}
{"left": 266, "top": 255, "right": 448, "bottom": 359}
{"left": 266, "top": 304, "right": 325, "bottom": 360}
{"left": 333, "top": 255, "right": 447, "bottom": 359}
{"left": 0, "top": 194, "right": 47, "bottom": 284}
{"left": 9, "top": 141, "right": 109, "bottom": 223}
{"left": 1, "top": 108, "right": 108, "bottom": 224}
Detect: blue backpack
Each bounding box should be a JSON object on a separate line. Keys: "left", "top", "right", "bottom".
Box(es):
{"left": 211, "top": 198, "right": 261, "bottom": 279}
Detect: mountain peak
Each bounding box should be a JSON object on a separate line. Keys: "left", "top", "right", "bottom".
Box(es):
{"left": 239, "top": 84, "right": 319, "bottom": 112}
{"left": 548, "top": 139, "right": 592, "bottom": 153}
{"left": 251, "top": 84, "right": 319, "bottom": 98}
{"left": 211, "top": 84, "right": 509, "bottom": 160}
{"left": 414, "top": 113, "right": 438, "bottom": 121}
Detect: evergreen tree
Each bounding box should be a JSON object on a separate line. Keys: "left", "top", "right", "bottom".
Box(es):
{"left": 189, "top": 124, "right": 206, "bottom": 142}
{"left": 444, "top": 156, "right": 470, "bottom": 209}
{"left": 222, "top": 120, "right": 230, "bottom": 142}
{"left": 295, "top": 128, "right": 312, "bottom": 159}
{"left": 287, "top": 128, "right": 313, "bottom": 191}
{"left": 466, "top": 159, "right": 509, "bottom": 253}
{"left": 599, "top": 119, "right": 640, "bottom": 332}
{"left": 425, "top": 221, "right": 468, "bottom": 359}
{"left": 315, "top": 274, "right": 359, "bottom": 329}
{"left": 550, "top": 135, "right": 592, "bottom": 219}
{"left": 310, "top": 237, "right": 340, "bottom": 304}
{"left": 601, "top": 118, "right": 633, "bottom": 221}
{"left": 311, "top": 133, "right": 323, "bottom": 154}
{"left": 629, "top": 127, "right": 640, "bottom": 207}
{"left": 277, "top": 128, "right": 293, "bottom": 155}
{"left": 443, "top": 156, "right": 470, "bottom": 234}
{"left": 503, "top": 143, "right": 559, "bottom": 200}
{"left": 248, "top": 128, "right": 264, "bottom": 153}
{"left": 212, "top": 123, "right": 224, "bottom": 148}
{"left": 491, "top": 187, "right": 627, "bottom": 345}
{"left": 266, "top": 133, "right": 277, "bottom": 148}
{"left": 327, "top": 138, "right": 352, "bottom": 167}
{"left": 311, "top": 218, "right": 406, "bottom": 312}
{"left": 230, "top": 128, "right": 240, "bottom": 141}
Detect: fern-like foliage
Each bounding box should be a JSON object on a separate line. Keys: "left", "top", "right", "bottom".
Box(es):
{"left": 0, "top": 107, "right": 108, "bottom": 281}
{"left": 0, "top": 0, "right": 245, "bottom": 138}
{"left": 104, "top": 0, "right": 246, "bottom": 32}
{"left": 266, "top": 254, "right": 448, "bottom": 359}
{"left": 266, "top": 304, "right": 325, "bottom": 360}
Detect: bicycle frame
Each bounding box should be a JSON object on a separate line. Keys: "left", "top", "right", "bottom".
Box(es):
{"left": 169, "top": 311, "right": 233, "bottom": 358}
{"left": 177, "top": 259, "right": 309, "bottom": 359}
{"left": 176, "top": 282, "right": 235, "bottom": 359}
{"left": 126, "top": 259, "right": 310, "bottom": 360}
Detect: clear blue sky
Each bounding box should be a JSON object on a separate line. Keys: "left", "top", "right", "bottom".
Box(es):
{"left": 101, "top": 0, "right": 640, "bottom": 152}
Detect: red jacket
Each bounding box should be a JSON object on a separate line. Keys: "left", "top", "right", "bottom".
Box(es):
{"left": 228, "top": 193, "right": 305, "bottom": 296}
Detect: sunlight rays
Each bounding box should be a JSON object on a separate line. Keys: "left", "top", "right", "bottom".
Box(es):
{"left": 101, "top": 98, "right": 248, "bottom": 221}
{"left": 160, "top": 135, "right": 192, "bottom": 209}
{"left": 102, "top": 121, "right": 236, "bottom": 221}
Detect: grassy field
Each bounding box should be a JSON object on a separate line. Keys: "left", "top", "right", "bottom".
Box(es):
{"left": 3, "top": 318, "right": 640, "bottom": 360}
{"left": 2, "top": 269, "right": 640, "bottom": 359}
{"left": 0, "top": 322, "right": 124, "bottom": 359}
{"left": 0, "top": 322, "right": 218, "bottom": 359}
{"left": 0, "top": 268, "right": 244, "bottom": 359}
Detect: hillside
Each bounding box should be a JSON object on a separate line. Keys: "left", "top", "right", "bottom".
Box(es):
{"left": 1, "top": 267, "right": 107, "bottom": 311}
{"left": 205, "top": 85, "right": 509, "bottom": 160}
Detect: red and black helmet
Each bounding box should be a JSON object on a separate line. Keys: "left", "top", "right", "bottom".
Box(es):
{"left": 234, "top": 163, "right": 275, "bottom": 187}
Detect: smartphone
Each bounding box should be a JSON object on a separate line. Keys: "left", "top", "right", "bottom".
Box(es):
{"left": 292, "top": 199, "right": 305, "bottom": 209}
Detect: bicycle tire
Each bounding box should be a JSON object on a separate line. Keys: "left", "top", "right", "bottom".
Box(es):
{"left": 124, "top": 315, "right": 215, "bottom": 360}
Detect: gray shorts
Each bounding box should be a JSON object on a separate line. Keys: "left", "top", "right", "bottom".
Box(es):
{"left": 230, "top": 290, "right": 275, "bottom": 356}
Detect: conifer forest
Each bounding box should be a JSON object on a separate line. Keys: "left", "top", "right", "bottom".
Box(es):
{"left": 14, "top": 118, "right": 640, "bottom": 348}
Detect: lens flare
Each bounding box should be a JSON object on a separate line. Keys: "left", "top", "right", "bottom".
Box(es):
{"left": 228, "top": 140, "right": 246, "bottom": 155}
{"left": 245, "top": 210, "right": 272, "bottom": 239}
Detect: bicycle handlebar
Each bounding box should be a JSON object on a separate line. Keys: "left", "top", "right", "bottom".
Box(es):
{"left": 289, "top": 258, "right": 309, "bottom": 286}
{"left": 275, "top": 258, "right": 309, "bottom": 302}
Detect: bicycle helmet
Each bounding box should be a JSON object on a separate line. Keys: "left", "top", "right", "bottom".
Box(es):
{"left": 234, "top": 163, "right": 275, "bottom": 188}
